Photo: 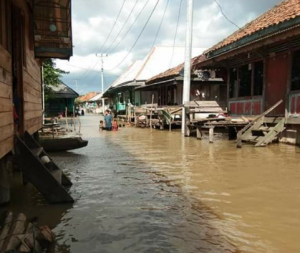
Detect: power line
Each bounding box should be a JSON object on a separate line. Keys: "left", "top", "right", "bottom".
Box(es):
{"left": 107, "top": 0, "right": 151, "bottom": 55}
{"left": 151, "top": 0, "right": 170, "bottom": 49}
{"left": 169, "top": 0, "right": 184, "bottom": 68}
{"left": 213, "top": 0, "right": 240, "bottom": 30}
{"left": 97, "top": 0, "right": 128, "bottom": 54}
{"left": 108, "top": 0, "right": 161, "bottom": 71}
{"left": 105, "top": 0, "right": 140, "bottom": 54}
{"left": 76, "top": 0, "right": 127, "bottom": 81}
{"left": 57, "top": 62, "right": 119, "bottom": 76}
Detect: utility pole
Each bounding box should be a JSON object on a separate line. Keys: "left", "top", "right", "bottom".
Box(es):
{"left": 182, "top": 0, "right": 194, "bottom": 135}
{"left": 74, "top": 79, "right": 78, "bottom": 93}
{"left": 96, "top": 54, "right": 108, "bottom": 114}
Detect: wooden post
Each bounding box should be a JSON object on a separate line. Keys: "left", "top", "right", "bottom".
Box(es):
{"left": 209, "top": 127, "right": 214, "bottom": 143}
{"left": 0, "top": 159, "right": 10, "bottom": 205}
{"left": 73, "top": 106, "right": 76, "bottom": 132}
{"left": 150, "top": 95, "right": 154, "bottom": 132}
{"left": 65, "top": 107, "right": 69, "bottom": 132}
{"left": 196, "top": 126, "right": 202, "bottom": 140}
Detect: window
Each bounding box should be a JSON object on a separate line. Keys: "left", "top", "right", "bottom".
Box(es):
{"left": 291, "top": 50, "right": 300, "bottom": 91}
{"left": 254, "top": 61, "right": 264, "bottom": 96}
{"left": 239, "top": 64, "right": 252, "bottom": 97}
{"left": 229, "top": 68, "right": 237, "bottom": 98}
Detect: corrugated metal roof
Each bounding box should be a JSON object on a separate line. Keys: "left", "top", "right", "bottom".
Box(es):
{"left": 107, "top": 46, "right": 206, "bottom": 90}
{"left": 77, "top": 92, "right": 99, "bottom": 102}
{"left": 48, "top": 83, "right": 79, "bottom": 99}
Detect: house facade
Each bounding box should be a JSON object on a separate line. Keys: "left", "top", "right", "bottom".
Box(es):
{"left": 140, "top": 62, "right": 227, "bottom": 107}
{"left": 193, "top": 0, "right": 300, "bottom": 144}
{"left": 0, "top": 0, "right": 72, "bottom": 204}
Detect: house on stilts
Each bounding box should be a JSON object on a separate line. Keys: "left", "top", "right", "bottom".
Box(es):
{"left": 0, "top": 0, "right": 73, "bottom": 204}
{"left": 192, "top": 0, "right": 300, "bottom": 146}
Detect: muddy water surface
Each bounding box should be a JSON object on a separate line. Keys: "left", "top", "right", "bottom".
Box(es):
{"left": 6, "top": 115, "right": 300, "bottom": 253}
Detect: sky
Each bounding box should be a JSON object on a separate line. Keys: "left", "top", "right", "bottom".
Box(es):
{"left": 56, "top": 0, "right": 283, "bottom": 95}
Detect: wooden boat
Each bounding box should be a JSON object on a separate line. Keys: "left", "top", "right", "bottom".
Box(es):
{"left": 39, "top": 137, "right": 88, "bottom": 152}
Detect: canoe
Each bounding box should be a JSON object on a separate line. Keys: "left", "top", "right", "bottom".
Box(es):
{"left": 39, "top": 137, "right": 88, "bottom": 152}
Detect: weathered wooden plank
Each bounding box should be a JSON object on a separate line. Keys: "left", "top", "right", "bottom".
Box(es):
{"left": 24, "top": 110, "right": 43, "bottom": 121}
{"left": 0, "top": 124, "right": 14, "bottom": 143}
{"left": 0, "top": 137, "right": 13, "bottom": 160}
{"left": 23, "top": 91, "right": 42, "bottom": 104}
{"left": 26, "top": 121, "right": 42, "bottom": 135}
{"left": 23, "top": 64, "right": 41, "bottom": 84}
{"left": 23, "top": 83, "right": 42, "bottom": 98}
{"left": 0, "top": 112, "right": 13, "bottom": 128}
{"left": 24, "top": 101, "right": 42, "bottom": 112}
{"left": 23, "top": 71, "right": 41, "bottom": 92}
{"left": 0, "top": 47, "right": 12, "bottom": 72}
{"left": 0, "top": 67, "right": 12, "bottom": 85}
{"left": 0, "top": 81, "right": 12, "bottom": 99}
{"left": 0, "top": 98, "right": 13, "bottom": 112}
{"left": 15, "top": 135, "right": 74, "bottom": 204}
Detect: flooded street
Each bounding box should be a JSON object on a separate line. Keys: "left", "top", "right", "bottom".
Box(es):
{"left": 6, "top": 115, "right": 300, "bottom": 253}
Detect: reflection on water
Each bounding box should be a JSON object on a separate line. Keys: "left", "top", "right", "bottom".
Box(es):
{"left": 4, "top": 115, "right": 300, "bottom": 253}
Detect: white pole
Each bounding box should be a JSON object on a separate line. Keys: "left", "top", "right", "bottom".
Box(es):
{"left": 182, "top": 0, "right": 194, "bottom": 135}
{"left": 75, "top": 79, "right": 78, "bottom": 92}
{"left": 101, "top": 67, "right": 105, "bottom": 114}
{"left": 97, "top": 54, "right": 108, "bottom": 115}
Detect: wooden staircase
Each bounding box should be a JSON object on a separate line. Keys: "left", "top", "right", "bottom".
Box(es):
{"left": 237, "top": 100, "right": 286, "bottom": 148}
{"left": 15, "top": 131, "right": 74, "bottom": 204}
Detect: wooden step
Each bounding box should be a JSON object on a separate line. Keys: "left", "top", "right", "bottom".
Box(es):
{"left": 30, "top": 147, "right": 44, "bottom": 157}
{"left": 15, "top": 132, "right": 74, "bottom": 204}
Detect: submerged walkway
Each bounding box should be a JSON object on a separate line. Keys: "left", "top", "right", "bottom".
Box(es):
{"left": 8, "top": 115, "right": 300, "bottom": 253}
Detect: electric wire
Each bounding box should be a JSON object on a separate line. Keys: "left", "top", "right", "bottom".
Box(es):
{"left": 105, "top": 0, "right": 140, "bottom": 54}
{"left": 150, "top": 0, "right": 169, "bottom": 49}
{"left": 97, "top": 0, "right": 128, "bottom": 54}
{"left": 107, "top": 0, "right": 151, "bottom": 55}
{"left": 213, "top": 0, "right": 240, "bottom": 30}
{"left": 108, "top": 0, "right": 161, "bottom": 71}
{"left": 169, "top": 0, "right": 184, "bottom": 69}
{"left": 76, "top": 0, "right": 127, "bottom": 81}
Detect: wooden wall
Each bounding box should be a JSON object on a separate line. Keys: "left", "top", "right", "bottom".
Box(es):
{"left": 0, "top": 0, "right": 43, "bottom": 160}
{"left": 0, "top": 46, "right": 13, "bottom": 160}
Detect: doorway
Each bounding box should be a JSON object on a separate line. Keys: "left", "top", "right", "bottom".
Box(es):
{"left": 11, "top": 6, "right": 25, "bottom": 134}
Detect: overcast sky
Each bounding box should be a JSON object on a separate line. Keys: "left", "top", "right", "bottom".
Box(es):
{"left": 56, "top": 0, "right": 282, "bottom": 95}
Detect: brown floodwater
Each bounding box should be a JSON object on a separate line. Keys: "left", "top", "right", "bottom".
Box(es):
{"left": 3, "top": 115, "right": 300, "bottom": 253}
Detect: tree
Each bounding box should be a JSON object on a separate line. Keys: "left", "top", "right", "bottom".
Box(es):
{"left": 43, "top": 59, "right": 68, "bottom": 87}
{"left": 43, "top": 59, "right": 68, "bottom": 100}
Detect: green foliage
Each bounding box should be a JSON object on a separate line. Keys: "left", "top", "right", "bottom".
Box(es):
{"left": 43, "top": 59, "right": 68, "bottom": 101}
{"left": 43, "top": 59, "right": 68, "bottom": 87}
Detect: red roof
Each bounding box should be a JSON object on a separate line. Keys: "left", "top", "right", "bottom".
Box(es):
{"left": 207, "top": 0, "right": 300, "bottom": 54}
{"left": 77, "top": 92, "right": 99, "bottom": 102}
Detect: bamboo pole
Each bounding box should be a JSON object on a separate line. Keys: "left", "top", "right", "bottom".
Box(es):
{"left": 65, "top": 107, "right": 69, "bottom": 132}
{"left": 150, "top": 95, "right": 154, "bottom": 132}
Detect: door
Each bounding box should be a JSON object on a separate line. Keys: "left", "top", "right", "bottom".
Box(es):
{"left": 11, "top": 6, "right": 25, "bottom": 133}
{"left": 265, "top": 54, "right": 289, "bottom": 116}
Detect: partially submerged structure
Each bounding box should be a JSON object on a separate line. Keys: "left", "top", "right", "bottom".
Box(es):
{"left": 141, "top": 59, "right": 227, "bottom": 107}
{"left": 45, "top": 83, "right": 79, "bottom": 116}
{"left": 104, "top": 46, "right": 206, "bottom": 113}
{"left": 193, "top": 0, "right": 300, "bottom": 145}
{"left": 0, "top": 0, "right": 73, "bottom": 204}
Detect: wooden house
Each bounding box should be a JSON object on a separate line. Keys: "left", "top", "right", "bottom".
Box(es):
{"left": 0, "top": 0, "right": 72, "bottom": 203}
{"left": 45, "top": 82, "right": 78, "bottom": 116}
{"left": 103, "top": 46, "right": 205, "bottom": 113}
{"left": 139, "top": 60, "right": 227, "bottom": 107}
{"left": 193, "top": 0, "right": 300, "bottom": 144}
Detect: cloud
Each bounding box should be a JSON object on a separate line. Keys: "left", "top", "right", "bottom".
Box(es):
{"left": 57, "top": 0, "right": 282, "bottom": 94}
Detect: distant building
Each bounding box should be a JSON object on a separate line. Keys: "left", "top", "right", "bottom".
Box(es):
{"left": 103, "top": 46, "right": 206, "bottom": 113}
{"left": 45, "top": 83, "right": 79, "bottom": 116}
